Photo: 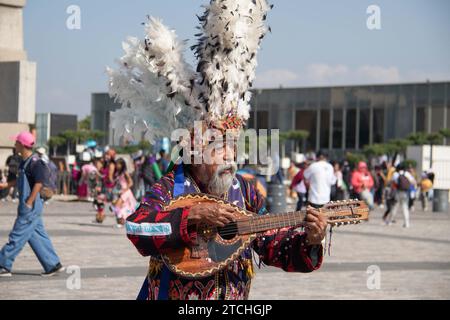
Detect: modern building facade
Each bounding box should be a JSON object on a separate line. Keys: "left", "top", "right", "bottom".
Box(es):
{"left": 35, "top": 113, "right": 78, "bottom": 147}
{"left": 91, "top": 81, "right": 450, "bottom": 156}
{"left": 247, "top": 81, "right": 450, "bottom": 157}
{"left": 91, "top": 93, "right": 122, "bottom": 146}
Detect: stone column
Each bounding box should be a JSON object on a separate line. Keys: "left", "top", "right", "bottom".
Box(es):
{"left": 0, "top": 0, "right": 36, "bottom": 168}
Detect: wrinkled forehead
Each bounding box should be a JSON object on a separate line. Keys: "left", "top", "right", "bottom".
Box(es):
{"left": 190, "top": 124, "right": 240, "bottom": 149}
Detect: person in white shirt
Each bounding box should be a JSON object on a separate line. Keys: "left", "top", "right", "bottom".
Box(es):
{"left": 303, "top": 150, "right": 337, "bottom": 207}
{"left": 388, "top": 164, "right": 416, "bottom": 228}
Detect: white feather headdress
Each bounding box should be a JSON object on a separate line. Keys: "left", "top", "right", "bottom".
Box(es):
{"left": 108, "top": 0, "right": 271, "bottom": 144}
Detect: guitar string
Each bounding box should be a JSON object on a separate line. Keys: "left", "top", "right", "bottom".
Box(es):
{"left": 213, "top": 209, "right": 364, "bottom": 237}
{"left": 184, "top": 178, "right": 363, "bottom": 236}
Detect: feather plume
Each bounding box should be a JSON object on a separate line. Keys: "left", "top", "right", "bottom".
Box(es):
{"left": 193, "top": 0, "right": 271, "bottom": 125}
{"left": 108, "top": 1, "right": 271, "bottom": 144}
{"left": 107, "top": 20, "right": 203, "bottom": 144}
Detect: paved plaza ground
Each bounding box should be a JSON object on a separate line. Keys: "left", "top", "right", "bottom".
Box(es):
{"left": 0, "top": 199, "right": 449, "bottom": 300}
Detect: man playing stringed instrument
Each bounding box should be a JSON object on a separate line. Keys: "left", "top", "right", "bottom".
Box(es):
{"left": 108, "top": 0, "right": 328, "bottom": 300}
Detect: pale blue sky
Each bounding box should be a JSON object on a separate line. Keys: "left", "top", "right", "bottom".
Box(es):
{"left": 23, "top": 0, "right": 450, "bottom": 118}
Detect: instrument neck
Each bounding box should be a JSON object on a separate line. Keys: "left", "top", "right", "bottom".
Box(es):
{"left": 237, "top": 210, "right": 307, "bottom": 235}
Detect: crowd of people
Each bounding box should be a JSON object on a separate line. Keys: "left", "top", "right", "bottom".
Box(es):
{"left": 1, "top": 145, "right": 172, "bottom": 228}
{"left": 289, "top": 150, "right": 436, "bottom": 229}
{"left": 2, "top": 143, "right": 436, "bottom": 230}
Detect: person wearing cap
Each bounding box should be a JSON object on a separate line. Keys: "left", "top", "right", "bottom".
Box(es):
{"left": 0, "top": 131, "right": 64, "bottom": 277}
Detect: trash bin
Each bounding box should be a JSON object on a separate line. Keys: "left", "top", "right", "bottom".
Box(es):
{"left": 433, "top": 189, "right": 449, "bottom": 213}
{"left": 266, "top": 183, "right": 286, "bottom": 214}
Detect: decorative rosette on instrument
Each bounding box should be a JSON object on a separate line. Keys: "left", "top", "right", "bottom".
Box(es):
{"left": 107, "top": 0, "right": 272, "bottom": 144}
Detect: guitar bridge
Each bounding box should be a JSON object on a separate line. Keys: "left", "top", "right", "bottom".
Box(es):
{"left": 190, "top": 245, "right": 201, "bottom": 259}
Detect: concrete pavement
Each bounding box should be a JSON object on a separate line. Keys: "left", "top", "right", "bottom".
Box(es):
{"left": 0, "top": 200, "right": 449, "bottom": 299}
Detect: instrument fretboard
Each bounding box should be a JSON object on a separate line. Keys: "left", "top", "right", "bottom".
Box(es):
{"left": 236, "top": 211, "right": 307, "bottom": 235}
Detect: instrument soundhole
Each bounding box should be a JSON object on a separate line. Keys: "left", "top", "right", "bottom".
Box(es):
{"left": 217, "top": 222, "right": 238, "bottom": 240}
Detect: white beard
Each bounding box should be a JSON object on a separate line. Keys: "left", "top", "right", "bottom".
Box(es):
{"left": 207, "top": 164, "right": 237, "bottom": 196}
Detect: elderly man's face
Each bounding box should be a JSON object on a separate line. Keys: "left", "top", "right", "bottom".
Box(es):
{"left": 192, "top": 141, "right": 237, "bottom": 196}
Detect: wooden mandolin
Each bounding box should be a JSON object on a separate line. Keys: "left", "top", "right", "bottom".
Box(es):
{"left": 161, "top": 193, "right": 369, "bottom": 279}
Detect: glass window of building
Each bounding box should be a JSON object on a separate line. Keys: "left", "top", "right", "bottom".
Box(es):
{"left": 358, "top": 87, "right": 371, "bottom": 108}
{"left": 320, "top": 110, "right": 330, "bottom": 149}
{"left": 256, "top": 111, "right": 269, "bottom": 132}
{"left": 247, "top": 111, "right": 255, "bottom": 129}
{"left": 431, "top": 83, "right": 446, "bottom": 132}
{"left": 296, "top": 110, "right": 317, "bottom": 151}
{"left": 346, "top": 109, "right": 356, "bottom": 149}
{"left": 416, "top": 84, "right": 429, "bottom": 108}
{"left": 431, "top": 83, "right": 445, "bottom": 107}
{"left": 373, "top": 108, "right": 384, "bottom": 143}
{"left": 416, "top": 107, "right": 428, "bottom": 133}
{"left": 447, "top": 84, "right": 450, "bottom": 140}
{"left": 431, "top": 107, "right": 445, "bottom": 132}
{"left": 333, "top": 109, "right": 343, "bottom": 149}
{"left": 372, "top": 86, "right": 385, "bottom": 109}
{"left": 330, "top": 87, "right": 345, "bottom": 109}
{"left": 385, "top": 85, "right": 398, "bottom": 109}
{"left": 319, "top": 88, "right": 331, "bottom": 109}
{"left": 307, "top": 89, "right": 319, "bottom": 109}
{"left": 345, "top": 87, "right": 358, "bottom": 109}
{"left": 295, "top": 90, "right": 307, "bottom": 109}
{"left": 396, "top": 85, "right": 415, "bottom": 137}
{"left": 359, "top": 109, "right": 370, "bottom": 148}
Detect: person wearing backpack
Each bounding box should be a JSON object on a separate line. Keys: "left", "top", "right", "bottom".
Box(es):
{"left": 36, "top": 147, "right": 58, "bottom": 202}
{"left": 0, "top": 131, "right": 64, "bottom": 277}
{"left": 5, "top": 150, "right": 21, "bottom": 202}
{"left": 387, "top": 164, "right": 416, "bottom": 228}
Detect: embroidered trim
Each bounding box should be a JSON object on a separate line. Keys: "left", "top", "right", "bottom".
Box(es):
{"left": 126, "top": 221, "right": 172, "bottom": 236}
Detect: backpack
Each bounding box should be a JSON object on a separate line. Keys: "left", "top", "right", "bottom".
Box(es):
{"left": 397, "top": 173, "right": 411, "bottom": 192}
{"left": 39, "top": 158, "right": 58, "bottom": 201}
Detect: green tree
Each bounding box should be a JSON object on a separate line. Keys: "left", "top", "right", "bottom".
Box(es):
{"left": 363, "top": 143, "right": 387, "bottom": 157}
{"left": 386, "top": 139, "right": 411, "bottom": 165}
{"left": 78, "top": 116, "right": 92, "bottom": 131}
{"left": 426, "top": 132, "right": 443, "bottom": 145}
{"left": 439, "top": 128, "right": 450, "bottom": 138}
{"left": 289, "top": 130, "right": 310, "bottom": 153}
{"left": 48, "top": 136, "right": 66, "bottom": 157}
{"left": 407, "top": 132, "right": 429, "bottom": 145}
{"left": 345, "top": 152, "right": 367, "bottom": 168}
{"left": 59, "top": 130, "right": 81, "bottom": 155}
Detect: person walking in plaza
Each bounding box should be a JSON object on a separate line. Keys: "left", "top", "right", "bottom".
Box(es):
{"left": 419, "top": 172, "right": 433, "bottom": 211}
{"left": 110, "top": 158, "right": 137, "bottom": 227}
{"left": 303, "top": 150, "right": 336, "bottom": 208}
{"left": 56, "top": 161, "right": 70, "bottom": 196}
{"left": 0, "top": 131, "right": 64, "bottom": 277}
{"left": 387, "top": 164, "right": 416, "bottom": 228}
{"left": 94, "top": 149, "right": 116, "bottom": 223}
{"left": 286, "top": 161, "right": 300, "bottom": 201}
{"left": 5, "top": 150, "right": 21, "bottom": 202}
{"left": 0, "top": 169, "right": 8, "bottom": 201}
{"left": 373, "top": 165, "right": 386, "bottom": 208}
{"left": 291, "top": 161, "right": 309, "bottom": 210}
{"left": 132, "top": 150, "right": 145, "bottom": 202}
{"left": 351, "top": 161, "right": 375, "bottom": 210}
{"left": 80, "top": 158, "right": 99, "bottom": 201}
{"left": 331, "top": 161, "right": 346, "bottom": 201}
{"left": 407, "top": 165, "right": 418, "bottom": 211}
